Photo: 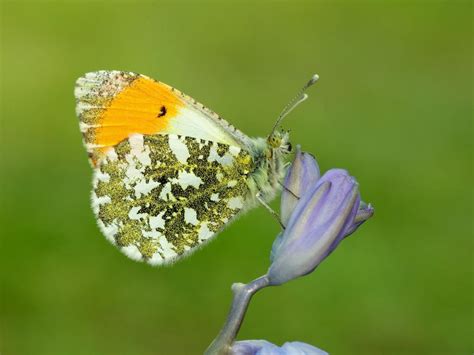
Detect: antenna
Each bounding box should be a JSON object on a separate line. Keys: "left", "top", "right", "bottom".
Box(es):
{"left": 269, "top": 74, "right": 319, "bottom": 137}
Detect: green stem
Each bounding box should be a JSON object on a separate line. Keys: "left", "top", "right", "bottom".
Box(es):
{"left": 204, "top": 275, "right": 270, "bottom": 355}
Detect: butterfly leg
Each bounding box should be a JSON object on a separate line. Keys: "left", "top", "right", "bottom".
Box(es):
{"left": 256, "top": 192, "right": 285, "bottom": 229}
{"left": 278, "top": 181, "right": 300, "bottom": 199}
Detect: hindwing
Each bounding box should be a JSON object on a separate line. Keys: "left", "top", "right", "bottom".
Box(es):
{"left": 92, "top": 133, "right": 255, "bottom": 264}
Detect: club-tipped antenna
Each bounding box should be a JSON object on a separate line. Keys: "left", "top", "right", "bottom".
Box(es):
{"left": 269, "top": 74, "right": 319, "bottom": 137}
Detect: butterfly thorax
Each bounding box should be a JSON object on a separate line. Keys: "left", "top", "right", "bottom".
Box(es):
{"left": 245, "top": 130, "right": 291, "bottom": 206}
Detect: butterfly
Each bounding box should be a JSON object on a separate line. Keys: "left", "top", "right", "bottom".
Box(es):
{"left": 74, "top": 71, "right": 318, "bottom": 265}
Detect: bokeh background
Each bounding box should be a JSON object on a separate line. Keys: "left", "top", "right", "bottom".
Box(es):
{"left": 1, "top": 1, "right": 472, "bottom": 354}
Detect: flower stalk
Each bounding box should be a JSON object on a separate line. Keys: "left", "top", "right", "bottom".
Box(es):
{"left": 205, "top": 148, "right": 373, "bottom": 354}
{"left": 204, "top": 275, "right": 271, "bottom": 355}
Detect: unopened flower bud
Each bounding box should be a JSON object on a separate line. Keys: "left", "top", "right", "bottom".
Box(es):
{"left": 269, "top": 169, "right": 373, "bottom": 285}
{"left": 231, "top": 340, "right": 328, "bottom": 355}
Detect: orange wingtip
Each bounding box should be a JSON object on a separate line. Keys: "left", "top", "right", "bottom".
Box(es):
{"left": 94, "top": 76, "right": 184, "bottom": 153}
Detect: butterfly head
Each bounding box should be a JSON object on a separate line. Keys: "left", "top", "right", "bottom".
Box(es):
{"left": 267, "top": 130, "right": 292, "bottom": 155}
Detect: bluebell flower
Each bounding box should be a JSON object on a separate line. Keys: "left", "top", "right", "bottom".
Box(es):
{"left": 205, "top": 151, "right": 373, "bottom": 355}
{"left": 231, "top": 340, "right": 328, "bottom": 355}
{"left": 268, "top": 152, "right": 374, "bottom": 286}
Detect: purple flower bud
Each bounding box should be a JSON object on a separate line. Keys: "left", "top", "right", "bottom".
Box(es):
{"left": 268, "top": 169, "right": 373, "bottom": 285}
{"left": 280, "top": 146, "right": 320, "bottom": 226}
{"left": 231, "top": 340, "right": 328, "bottom": 355}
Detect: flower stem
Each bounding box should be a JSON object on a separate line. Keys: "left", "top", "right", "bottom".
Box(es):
{"left": 204, "top": 275, "right": 270, "bottom": 355}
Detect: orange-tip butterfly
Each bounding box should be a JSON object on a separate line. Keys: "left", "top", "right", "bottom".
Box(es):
{"left": 74, "top": 71, "right": 318, "bottom": 265}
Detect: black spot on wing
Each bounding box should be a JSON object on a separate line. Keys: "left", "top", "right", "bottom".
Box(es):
{"left": 157, "top": 105, "right": 167, "bottom": 118}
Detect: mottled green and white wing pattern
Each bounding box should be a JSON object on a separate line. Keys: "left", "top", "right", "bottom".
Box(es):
{"left": 92, "top": 133, "right": 255, "bottom": 265}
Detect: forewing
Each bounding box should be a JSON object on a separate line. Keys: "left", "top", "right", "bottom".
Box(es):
{"left": 75, "top": 71, "right": 249, "bottom": 165}
{"left": 92, "top": 133, "right": 254, "bottom": 265}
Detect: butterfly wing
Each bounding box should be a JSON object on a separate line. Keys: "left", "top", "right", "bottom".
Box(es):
{"left": 93, "top": 133, "right": 255, "bottom": 264}
{"left": 75, "top": 71, "right": 257, "bottom": 264}
{"left": 75, "top": 70, "right": 250, "bottom": 165}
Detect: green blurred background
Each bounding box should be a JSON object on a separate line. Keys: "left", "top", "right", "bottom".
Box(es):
{"left": 1, "top": 1, "right": 472, "bottom": 354}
